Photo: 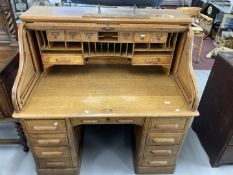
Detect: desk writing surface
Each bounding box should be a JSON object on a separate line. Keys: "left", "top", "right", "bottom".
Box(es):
{"left": 13, "top": 64, "right": 197, "bottom": 118}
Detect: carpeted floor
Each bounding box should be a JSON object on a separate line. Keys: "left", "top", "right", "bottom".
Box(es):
{"left": 192, "top": 37, "right": 216, "bottom": 70}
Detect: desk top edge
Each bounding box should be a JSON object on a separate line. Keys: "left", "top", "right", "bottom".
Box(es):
{"left": 20, "top": 6, "right": 192, "bottom": 24}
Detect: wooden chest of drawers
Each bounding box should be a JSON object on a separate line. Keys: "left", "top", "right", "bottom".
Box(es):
{"left": 192, "top": 52, "right": 233, "bottom": 167}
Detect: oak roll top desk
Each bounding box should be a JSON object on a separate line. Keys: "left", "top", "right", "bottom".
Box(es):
{"left": 12, "top": 6, "right": 199, "bottom": 175}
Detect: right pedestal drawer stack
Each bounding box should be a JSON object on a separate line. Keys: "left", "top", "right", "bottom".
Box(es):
{"left": 141, "top": 117, "right": 190, "bottom": 173}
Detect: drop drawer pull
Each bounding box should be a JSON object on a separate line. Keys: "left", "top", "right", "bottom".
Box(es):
{"left": 145, "top": 58, "right": 160, "bottom": 63}
{"left": 56, "top": 58, "right": 71, "bottom": 62}
{"left": 148, "top": 160, "right": 168, "bottom": 166}
{"left": 118, "top": 119, "right": 134, "bottom": 123}
{"left": 154, "top": 124, "right": 179, "bottom": 129}
{"left": 152, "top": 138, "right": 175, "bottom": 143}
{"left": 82, "top": 119, "right": 98, "bottom": 123}
{"left": 86, "top": 33, "right": 93, "bottom": 37}
{"left": 33, "top": 126, "right": 58, "bottom": 131}
{"left": 46, "top": 162, "right": 66, "bottom": 167}
{"left": 37, "top": 139, "right": 61, "bottom": 144}
{"left": 41, "top": 151, "right": 63, "bottom": 156}
{"left": 150, "top": 149, "right": 172, "bottom": 154}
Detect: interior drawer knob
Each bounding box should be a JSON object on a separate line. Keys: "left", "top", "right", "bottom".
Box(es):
{"left": 145, "top": 58, "right": 160, "bottom": 63}
{"left": 56, "top": 58, "right": 71, "bottom": 62}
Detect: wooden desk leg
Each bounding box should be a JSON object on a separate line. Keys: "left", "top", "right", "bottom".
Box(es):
{"left": 196, "top": 33, "right": 204, "bottom": 63}
{"left": 15, "top": 122, "right": 29, "bottom": 152}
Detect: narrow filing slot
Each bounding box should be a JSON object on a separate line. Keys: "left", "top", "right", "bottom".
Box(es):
{"left": 88, "top": 42, "right": 91, "bottom": 55}
{"left": 35, "top": 31, "right": 43, "bottom": 49}
{"left": 120, "top": 43, "right": 122, "bottom": 56}
{"left": 41, "top": 31, "right": 46, "bottom": 48}
{"left": 126, "top": 43, "right": 128, "bottom": 57}
{"left": 168, "top": 33, "right": 173, "bottom": 49}
{"left": 94, "top": 42, "right": 97, "bottom": 54}
{"left": 107, "top": 42, "right": 109, "bottom": 55}
{"left": 113, "top": 43, "right": 116, "bottom": 55}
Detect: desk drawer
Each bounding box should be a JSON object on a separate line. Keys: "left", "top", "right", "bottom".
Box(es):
{"left": 65, "top": 31, "right": 81, "bottom": 41}
{"left": 119, "top": 32, "right": 134, "bottom": 42}
{"left": 151, "top": 33, "right": 168, "bottom": 43}
{"left": 30, "top": 134, "right": 68, "bottom": 146}
{"left": 71, "top": 117, "right": 144, "bottom": 125}
{"left": 47, "top": 30, "right": 65, "bottom": 41}
{"left": 144, "top": 146, "right": 179, "bottom": 156}
{"left": 132, "top": 55, "right": 172, "bottom": 65}
{"left": 135, "top": 32, "right": 151, "bottom": 43}
{"left": 150, "top": 118, "right": 187, "bottom": 131}
{"left": 25, "top": 120, "right": 66, "bottom": 134}
{"left": 147, "top": 133, "right": 183, "bottom": 145}
{"left": 142, "top": 156, "right": 176, "bottom": 167}
{"left": 38, "top": 158, "right": 72, "bottom": 169}
{"left": 81, "top": 32, "right": 98, "bottom": 42}
{"left": 34, "top": 147, "right": 70, "bottom": 158}
{"left": 42, "top": 54, "right": 84, "bottom": 65}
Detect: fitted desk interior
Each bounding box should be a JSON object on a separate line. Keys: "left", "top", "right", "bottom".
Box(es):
{"left": 12, "top": 6, "right": 199, "bottom": 175}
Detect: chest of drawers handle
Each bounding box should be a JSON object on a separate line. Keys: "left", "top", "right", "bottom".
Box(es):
{"left": 150, "top": 149, "right": 172, "bottom": 155}
{"left": 148, "top": 160, "right": 168, "bottom": 166}
{"left": 82, "top": 119, "right": 99, "bottom": 123}
{"left": 154, "top": 124, "right": 179, "bottom": 129}
{"left": 139, "top": 34, "right": 146, "bottom": 38}
{"left": 37, "top": 139, "right": 61, "bottom": 145}
{"left": 33, "top": 125, "right": 58, "bottom": 131}
{"left": 45, "top": 162, "right": 66, "bottom": 167}
{"left": 41, "top": 151, "right": 63, "bottom": 156}
{"left": 118, "top": 119, "right": 134, "bottom": 123}
{"left": 152, "top": 138, "right": 175, "bottom": 144}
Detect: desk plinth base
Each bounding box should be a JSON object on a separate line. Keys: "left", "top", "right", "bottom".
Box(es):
{"left": 37, "top": 167, "right": 79, "bottom": 175}
{"left": 134, "top": 166, "right": 175, "bottom": 174}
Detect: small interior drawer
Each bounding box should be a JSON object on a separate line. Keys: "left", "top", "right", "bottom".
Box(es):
{"left": 30, "top": 134, "right": 68, "bottom": 146}
{"left": 34, "top": 147, "right": 70, "bottom": 158}
{"left": 144, "top": 145, "right": 179, "bottom": 156}
{"left": 42, "top": 54, "right": 84, "bottom": 65}
{"left": 142, "top": 156, "right": 176, "bottom": 167}
{"left": 151, "top": 33, "right": 168, "bottom": 43}
{"left": 119, "top": 32, "right": 134, "bottom": 42}
{"left": 150, "top": 118, "right": 187, "bottom": 131}
{"left": 132, "top": 55, "right": 172, "bottom": 65}
{"left": 71, "top": 117, "right": 144, "bottom": 126}
{"left": 81, "top": 32, "right": 98, "bottom": 42}
{"left": 65, "top": 31, "right": 81, "bottom": 41}
{"left": 147, "top": 133, "right": 183, "bottom": 145}
{"left": 38, "top": 158, "right": 73, "bottom": 169}
{"left": 134, "top": 32, "right": 151, "bottom": 43}
{"left": 47, "top": 30, "right": 65, "bottom": 41}
{"left": 25, "top": 120, "right": 66, "bottom": 133}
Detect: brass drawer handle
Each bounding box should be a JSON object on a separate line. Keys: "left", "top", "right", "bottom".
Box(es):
{"left": 86, "top": 33, "right": 93, "bottom": 37}
{"left": 139, "top": 34, "right": 146, "bottom": 38}
{"left": 152, "top": 138, "right": 175, "bottom": 143}
{"left": 154, "top": 124, "right": 179, "bottom": 129}
{"left": 103, "top": 27, "right": 113, "bottom": 31}
{"left": 37, "top": 139, "right": 61, "bottom": 144}
{"left": 51, "top": 32, "right": 59, "bottom": 38}
{"left": 123, "top": 33, "right": 130, "bottom": 36}
{"left": 41, "top": 151, "right": 63, "bottom": 156}
{"left": 118, "top": 119, "right": 134, "bottom": 123}
{"left": 145, "top": 58, "right": 160, "bottom": 63}
{"left": 56, "top": 58, "right": 71, "bottom": 62}
{"left": 46, "top": 162, "right": 66, "bottom": 167}
{"left": 148, "top": 160, "right": 168, "bottom": 166}
{"left": 82, "top": 119, "right": 98, "bottom": 123}
{"left": 150, "top": 149, "right": 172, "bottom": 155}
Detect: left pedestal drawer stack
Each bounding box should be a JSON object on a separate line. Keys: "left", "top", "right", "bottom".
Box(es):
{"left": 22, "top": 119, "right": 80, "bottom": 175}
